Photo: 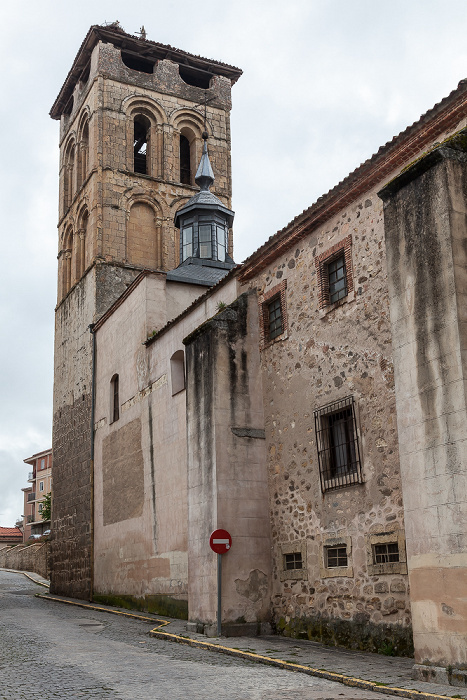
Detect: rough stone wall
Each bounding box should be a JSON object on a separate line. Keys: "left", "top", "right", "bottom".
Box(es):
{"left": 0, "top": 543, "right": 50, "bottom": 580}
{"left": 241, "top": 189, "right": 412, "bottom": 653}
{"left": 380, "top": 140, "right": 467, "bottom": 670}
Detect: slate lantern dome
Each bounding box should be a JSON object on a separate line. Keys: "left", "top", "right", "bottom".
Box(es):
{"left": 171, "top": 134, "right": 235, "bottom": 286}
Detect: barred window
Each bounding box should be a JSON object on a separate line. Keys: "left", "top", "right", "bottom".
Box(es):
{"left": 328, "top": 255, "right": 347, "bottom": 303}
{"left": 268, "top": 296, "right": 283, "bottom": 340}
{"left": 326, "top": 546, "right": 348, "bottom": 568}
{"left": 284, "top": 552, "right": 303, "bottom": 570}
{"left": 314, "top": 396, "right": 363, "bottom": 492}
{"left": 373, "top": 542, "right": 399, "bottom": 564}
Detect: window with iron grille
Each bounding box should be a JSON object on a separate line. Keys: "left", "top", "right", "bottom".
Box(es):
{"left": 326, "top": 546, "right": 348, "bottom": 568}
{"left": 314, "top": 396, "right": 363, "bottom": 491}
{"left": 268, "top": 296, "right": 283, "bottom": 340}
{"left": 328, "top": 255, "right": 347, "bottom": 303}
{"left": 373, "top": 542, "right": 399, "bottom": 564}
{"left": 284, "top": 552, "right": 303, "bottom": 570}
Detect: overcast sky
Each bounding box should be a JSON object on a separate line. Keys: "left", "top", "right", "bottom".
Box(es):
{"left": 2, "top": 0, "right": 467, "bottom": 527}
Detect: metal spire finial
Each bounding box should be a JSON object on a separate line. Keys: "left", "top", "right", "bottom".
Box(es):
{"left": 195, "top": 132, "right": 214, "bottom": 191}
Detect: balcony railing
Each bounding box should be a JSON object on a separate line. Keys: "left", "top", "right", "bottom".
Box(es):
{"left": 27, "top": 492, "right": 36, "bottom": 502}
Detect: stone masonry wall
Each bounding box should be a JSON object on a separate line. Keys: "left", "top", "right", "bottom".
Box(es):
{"left": 0, "top": 543, "right": 50, "bottom": 580}
{"left": 241, "top": 188, "right": 413, "bottom": 654}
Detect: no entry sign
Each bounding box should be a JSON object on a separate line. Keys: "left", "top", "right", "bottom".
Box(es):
{"left": 210, "top": 529, "right": 232, "bottom": 554}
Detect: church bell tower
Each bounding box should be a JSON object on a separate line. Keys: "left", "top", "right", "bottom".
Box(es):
{"left": 49, "top": 23, "right": 241, "bottom": 598}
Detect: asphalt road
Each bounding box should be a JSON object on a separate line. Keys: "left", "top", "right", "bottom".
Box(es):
{"left": 0, "top": 570, "right": 399, "bottom": 699}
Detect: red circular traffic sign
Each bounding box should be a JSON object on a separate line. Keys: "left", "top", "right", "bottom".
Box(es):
{"left": 209, "top": 529, "right": 232, "bottom": 554}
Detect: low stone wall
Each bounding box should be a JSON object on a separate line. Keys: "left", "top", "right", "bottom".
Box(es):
{"left": 0, "top": 542, "right": 50, "bottom": 579}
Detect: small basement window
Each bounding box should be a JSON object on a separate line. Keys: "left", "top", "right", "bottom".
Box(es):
{"left": 121, "top": 52, "right": 155, "bottom": 74}
{"left": 326, "top": 546, "right": 348, "bottom": 568}
{"left": 284, "top": 552, "right": 303, "bottom": 570}
{"left": 373, "top": 542, "right": 400, "bottom": 564}
{"left": 280, "top": 541, "right": 307, "bottom": 581}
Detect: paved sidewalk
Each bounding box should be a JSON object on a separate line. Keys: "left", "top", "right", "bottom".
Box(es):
{"left": 6, "top": 571, "right": 466, "bottom": 700}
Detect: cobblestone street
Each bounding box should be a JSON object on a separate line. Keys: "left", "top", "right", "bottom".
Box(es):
{"left": 0, "top": 570, "right": 408, "bottom": 700}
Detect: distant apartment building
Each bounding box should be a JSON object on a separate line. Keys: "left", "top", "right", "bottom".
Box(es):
{"left": 22, "top": 449, "right": 52, "bottom": 540}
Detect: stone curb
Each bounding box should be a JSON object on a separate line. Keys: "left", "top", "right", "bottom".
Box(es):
{"left": 0, "top": 568, "right": 50, "bottom": 589}
{"left": 148, "top": 629, "right": 456, "bottom": 700}
{"left": 34, "top": 592, "right": 458, "bottom": 700}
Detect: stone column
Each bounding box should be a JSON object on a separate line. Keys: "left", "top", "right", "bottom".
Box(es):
{"left": 184, "top": 291, "right": 271, "bottom": 635}
{"left": 378, "top": 133, "right": 467, "bottom": 684}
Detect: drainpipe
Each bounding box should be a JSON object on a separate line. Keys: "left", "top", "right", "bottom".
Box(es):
{"left": 89, "top": 323, "right": 96, "bottom": 602}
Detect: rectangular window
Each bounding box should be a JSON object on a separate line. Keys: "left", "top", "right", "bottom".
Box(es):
{"left": 111, "top": 375, "right": 119, "bottom": 423}
{"left": 182, "top": 226, "right": 193, "bottom": 260}
{"left": 314, "top": 396, "right": 363, "bottom": 491}
{"left": 328, "top": 255, "right": 347, "bottom": 303}
{"left": 268, "top": 296, "right": 283, "bottom": 340}
{"left": 39, "top": 481, "right": 44, "bottom": 492}
{"left": 39, "top": 504, "right": 43, "bottom": 513}
{"left": 199, "top": 224, "right": 212, "bottom": 258}
{"left": 326, "top": 546, "right": 348, "bottom": 568}
{"left": 41, "top": 458, "right": 45, "bottom": 470}
{"left": 373, "top": 542, "right": 400, "bottom": 564}
{"left": 216, "top": 225, "right": 226, "bottom": 262}
{"left": 284, "top": 552, "right": 303, "bottom": 570}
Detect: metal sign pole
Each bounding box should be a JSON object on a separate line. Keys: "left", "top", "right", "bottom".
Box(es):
{"left": 217, "top": 552, "right": 222, "bottom": 636}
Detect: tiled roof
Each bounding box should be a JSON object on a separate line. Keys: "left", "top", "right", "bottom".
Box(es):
{"left": 0, "top": 527, "right": 22, "bottom": 539}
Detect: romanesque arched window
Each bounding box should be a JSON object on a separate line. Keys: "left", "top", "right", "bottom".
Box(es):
{"left": 77, "top": 118, "right": 89, "bottom": 189}
{"left": 180, "top": 134, "right": 191, "bottom": 184}
{"left": 64, "top": 141, "right": 76, "bottom": 210}
{"left": 62, "top": 227, "right": 73, "bottom": 296}
{"left": 74, "top": 208, "right": 88, "bottom": 281}
{"left": 133, "top": 115, "right": 151, "bottom": 174}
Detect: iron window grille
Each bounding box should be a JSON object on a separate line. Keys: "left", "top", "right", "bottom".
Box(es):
{"left": 284, "top": 552, "right": 303, "bottom": 570}
{"left": 268, "top": 296, "right": 283, "bottom": 340}
{"left": 328, "top": 255, "right": 347, "bottom": 304}
{"left": 314, "top": 396, "right": 363, "bottom": 492}
{"left": 326, "top": 546, "right": 348, "bottom": 568}
{"left": 373, "top": 542, "right": 400, "bottom": 564}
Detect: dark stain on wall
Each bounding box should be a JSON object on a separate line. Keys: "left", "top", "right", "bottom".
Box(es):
{"left": 102, "top": 418, "right": 144, "bottom": 525}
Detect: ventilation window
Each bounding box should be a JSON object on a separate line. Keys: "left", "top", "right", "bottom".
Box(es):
{"left": 110, "top": 374, "right": 120, "bottom": 423}
{"left": 121, "top": 52, "right": 155, "bottom": 74}
{"left": 284, "top": 552, "right": 303, "bottom": 570}
{"left": 314, "top": 396, "right": 363, "bottom": 492}
{"left": 178, "top": 65, "right": 212, "bottom": 89}
{"left": 180, "top": 134, "right": 191, "bottom": 184}
{"left": 134, "top": 115, "right": 150, "bottom": 174}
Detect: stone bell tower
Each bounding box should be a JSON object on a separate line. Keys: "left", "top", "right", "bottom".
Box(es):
{"left": 50, "top": 23, "right": 242, "bottom": 598}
